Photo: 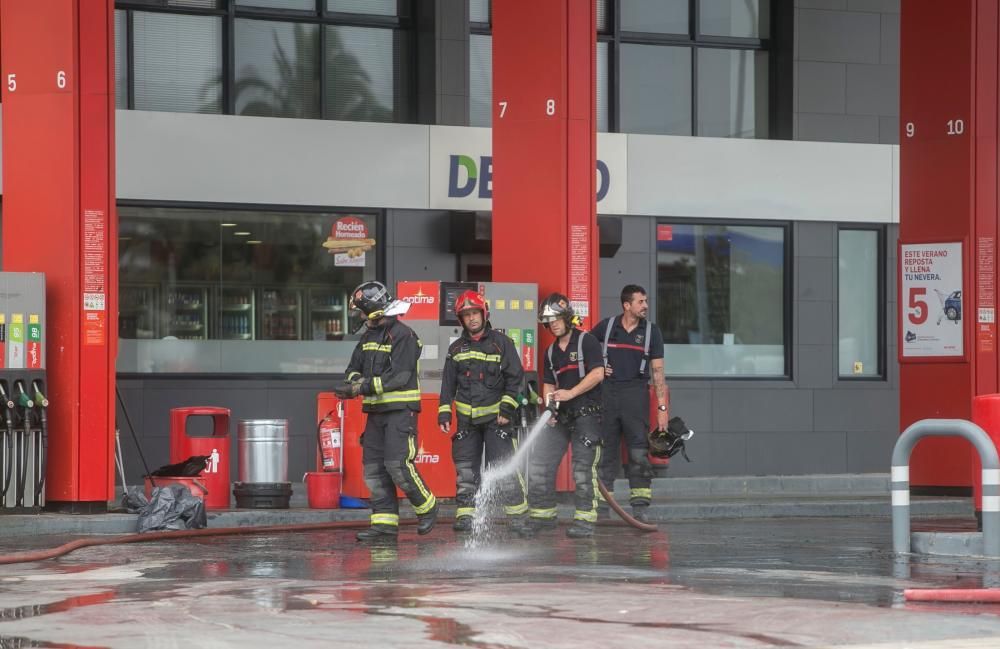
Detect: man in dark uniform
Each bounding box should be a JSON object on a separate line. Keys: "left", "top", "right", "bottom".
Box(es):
{"left": 527, "top": 293, "right": 605, "bottom": 539}
{"left": 438, "top": 290, "right": 528, "bottom": 534}
{"left": 590, "top": 284, "right": 666, "bottom": 523}
{"left": 335, "top": 280, "right": 438, "bottom": 542}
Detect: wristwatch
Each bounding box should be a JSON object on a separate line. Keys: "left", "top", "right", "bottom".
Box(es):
{"left": 657, "top": 405, "right": 668, "bottom": 412}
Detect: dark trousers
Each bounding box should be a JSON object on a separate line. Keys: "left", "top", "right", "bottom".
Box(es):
{"left": 599, "top": 381, "right": 654, "bottom": 507}
{"left": 361, "top": 410, "right": 436, "bottom": 527}
{"left": 527, "top": 412, "right": 603, "bottom": 523}
{"left": 452, "top": 419, "right": 528, "bottom": 518}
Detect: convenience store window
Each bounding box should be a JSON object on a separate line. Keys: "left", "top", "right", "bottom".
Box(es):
{"left": 117, "top": 205, "right": 379, "bottom": 374}
{"left": 656, "top": 221, "right": 789, "bottom": 377}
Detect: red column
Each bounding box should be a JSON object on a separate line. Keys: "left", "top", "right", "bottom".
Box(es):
{"left": 492, "top": 0, "right": 599, "bottom": 335}
{"left": 1, "top": 1, "right": 117, "bottom": 509}
{"left": 899, "top": 0, "right": 997, "bottom": 486}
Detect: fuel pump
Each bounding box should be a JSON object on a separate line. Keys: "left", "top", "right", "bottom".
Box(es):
{"left": 0, "top": 273, "right": 47, "bottom": 513}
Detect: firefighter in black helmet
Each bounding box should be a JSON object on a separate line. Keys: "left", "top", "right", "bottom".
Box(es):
{"left": 334, "top": 280, "right": 438, "bottom": 542}
{"left": 527, "top": 293, "right": 605, "bottom": 539}
{"left": 438, "top": 290, "right": 529, "bottom": 534}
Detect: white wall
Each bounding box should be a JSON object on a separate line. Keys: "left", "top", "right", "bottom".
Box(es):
{"left": 0, "top": 107, "right": 899, "bottom": 224}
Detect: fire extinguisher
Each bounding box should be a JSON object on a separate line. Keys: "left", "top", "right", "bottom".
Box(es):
{"left": 317, "top": 408, "right": 342, "bottom": 473}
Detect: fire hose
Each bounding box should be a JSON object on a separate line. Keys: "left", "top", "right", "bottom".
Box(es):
{"left": 534, "top": 400, "right": 658, "bottom": 533}
{"left": 0, "top": 516, "right": 655, "bottom": 565}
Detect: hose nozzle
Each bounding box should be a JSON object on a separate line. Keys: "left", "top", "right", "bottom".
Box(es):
{"left": 31, "top": 382, "right": 48, "bottom": 408}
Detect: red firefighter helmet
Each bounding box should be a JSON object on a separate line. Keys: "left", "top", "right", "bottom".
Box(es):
{"left": 454, "top": 290, "right": 489, "bottom": 322}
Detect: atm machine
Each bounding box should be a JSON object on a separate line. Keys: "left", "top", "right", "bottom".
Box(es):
{"left": 0, "top": 272, "right": 48, "bottom": 513}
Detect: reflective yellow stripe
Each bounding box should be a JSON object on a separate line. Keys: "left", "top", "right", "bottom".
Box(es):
{"left": 630, "top": 488, "right": 652, "bottom": 499}
{"left": 371, "top": 513, "right": 399, "bottom": 526}
{"left": 455, "top": 507, "right": 476, "bottom": 518}
{"left": 505, "top": 502, "right": 529, "bottom": 516}
{"left": 362, "top": 343, "right": 392, "bottom": 353}
{"left": 501, "top": 395, "right": 519, "bottom": 409}
{"left": 454, "top": 400, "right": 501, "bottom": 418}
{"left": 452, "top": 351, "right": 502, "bottom": 363}
{"left": 574, "top": 510, "right": 598, "bottom": 522}
{"left": 406, "top": 435, "right": 436, "bottom": 514}
{"left": 529, "top": 507, "right": 557, "bottom": 519}
{"left": 437, "top": 404, "right": 452, "bottom": 414}
{"left": 346, "top": 371, "right": 361, "bottom": 382}
{"left": 363, "top": 389, "right": 421, "bottom": 405}
{"left": 373, "top": 376, "right": 384, "bottom": 395}
{"left": 588, "top": 446, "right": 602, "bottom": 519}
{"left": 510, "top": 438, "right": 528, "bottom": 513}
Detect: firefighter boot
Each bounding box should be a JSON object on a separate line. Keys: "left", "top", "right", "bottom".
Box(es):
{"left": 566, "top": 520, "right": 595, "bottom": 539}
{"left": 453, "top": 515, "right": 473, "bottom": 533}
{"left": 417, "top": 501, "right": 439, "bottom": 535}
{"left": 356, "top": 525, "right": 398, "bottom": 542}
{"left": 508, "top": 514, "right": 532, "bottom": 538}
{"left": 631, "top": 504, "right": 650, "bottom": 524}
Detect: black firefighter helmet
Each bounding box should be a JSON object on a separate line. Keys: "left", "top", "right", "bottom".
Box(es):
{"left": 648, "top": 416, "right": 695, "bottom": 462}
{"left": 349, "top": 281, "right": 392, "bottom": 327}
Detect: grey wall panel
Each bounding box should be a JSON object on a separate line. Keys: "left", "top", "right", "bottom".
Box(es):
{"left": 797, "top": 257, "right": 836, "bottom": 302}
{"left": 846, "top": 429, "right": 897, "bottom": 473}
{"left": 713, "top": 389, "right": 814, "bottom": 433}
{"left": 795, "top": 221, "right": 836, "bottom": 257}
{"left": 813, "top": 389, "right": 897, "bottom": 432}
{"left": 389, "top": 210, "right": 451, "bottom": 248}
{"left": 747, "top": 431, "right": 847, "bottom": 474}
{"left": 796, "top": 345, "right": 835, "bottom": 390}
{"left": 798, "top": 300, "right": 834, "bottom": 346}
{"left": 392, "top": 247, "right": 457, "bottom": 283}
{"left": 668, "top": 387, "right": 712, "bottom": 435}
{"left": 699, "top": 432, "right": 748, "bottom": 476}
{"left": 797, "top": 9, "right": 880, "bottom": 64}
{"left": 794, "top": 2, "right": 899, "bottom": 145}
{"left": 797, "top": 62, "right": 846, "bottom": 114}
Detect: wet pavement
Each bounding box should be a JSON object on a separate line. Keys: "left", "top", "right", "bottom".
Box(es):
{"left": 2, "top": 517, "right": 1000, "bottom": 648}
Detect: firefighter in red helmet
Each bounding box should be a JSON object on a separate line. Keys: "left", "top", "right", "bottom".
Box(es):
{"left": 438, "top": 290, "right": 529, "bottom": 535}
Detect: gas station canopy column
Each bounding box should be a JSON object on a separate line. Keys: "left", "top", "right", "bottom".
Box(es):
{"left": 1, "top": 1, "right": 117, "bottom": 510}
{"left": 491, "top": 0, "right": 599, "bottom": 331}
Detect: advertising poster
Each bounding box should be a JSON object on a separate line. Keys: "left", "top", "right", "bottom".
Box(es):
{"left": 324, "top": 216, "right": 375, "bottom": 267}
{"left": 901, "top": 242, "right": 964, "bottom": 358}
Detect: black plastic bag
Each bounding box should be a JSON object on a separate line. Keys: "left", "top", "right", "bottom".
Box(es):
{"left": 122, "top": 484, "right": 208, "bottom": 533}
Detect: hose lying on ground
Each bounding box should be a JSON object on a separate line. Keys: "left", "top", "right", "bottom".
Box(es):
{"left": 598, "top": 481, "right": 658, "bottom": 532}
{"left": 0, "top": 516, "right": 654, "bottom": 566}
{"left": 904, "top": 588, "right": 1000, "bottom": 603}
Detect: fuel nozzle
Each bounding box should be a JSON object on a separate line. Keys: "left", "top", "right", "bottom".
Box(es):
{"left": 0, "top": 381, "right": 14, "bottom": 411}
{"left": 31, "top": 381, "right": 48, "bottom": 408}
{"left": 14, "top": 381, "right": 33, "bottom": 409}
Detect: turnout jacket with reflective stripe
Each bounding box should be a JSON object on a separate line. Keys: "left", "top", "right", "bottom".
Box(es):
{"left": 345, "top": 317, "right": 422, "bottom": 413}
{"left": 438, "top": 326, "right": 523, "bottom": 425}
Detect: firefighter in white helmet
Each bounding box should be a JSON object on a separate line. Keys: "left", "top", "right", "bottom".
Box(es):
{"left": 527, "top": 293, "right": 605, "bottom": 539}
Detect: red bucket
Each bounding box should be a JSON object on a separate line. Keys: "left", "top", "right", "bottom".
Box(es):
{"left": 144, "top": 476, "right": 208, "bottom": 501}
{"left": 305, "top": 471, "right": 341, "bottom": 509}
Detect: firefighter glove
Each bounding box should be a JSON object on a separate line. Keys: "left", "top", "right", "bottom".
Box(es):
{"left": 333, "top": 380, "right": 361, "bottom": 400}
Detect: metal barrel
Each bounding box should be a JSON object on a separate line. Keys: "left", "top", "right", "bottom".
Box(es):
{"left": 237, "top": 419, "right": 289, "bottom": 484}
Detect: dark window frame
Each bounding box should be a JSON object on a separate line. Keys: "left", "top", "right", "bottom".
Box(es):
{"left": 655, "top": 216, "right": 793, "bottom": 380}
{"left": 836, "top": 224, "right": 887, "bottom": 382}
{"left": 115, "top": 0, "right": 416, "bottom": 122}
{"left": 614, "top": 0, "right": 771, "bottom": 136}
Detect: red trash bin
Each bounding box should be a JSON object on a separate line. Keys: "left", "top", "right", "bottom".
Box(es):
{"left": 972, "top": 394, "right": 1000, "bottom": 524}
{"left": 170, "top": 406, "right": 231, "bottom": 509}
